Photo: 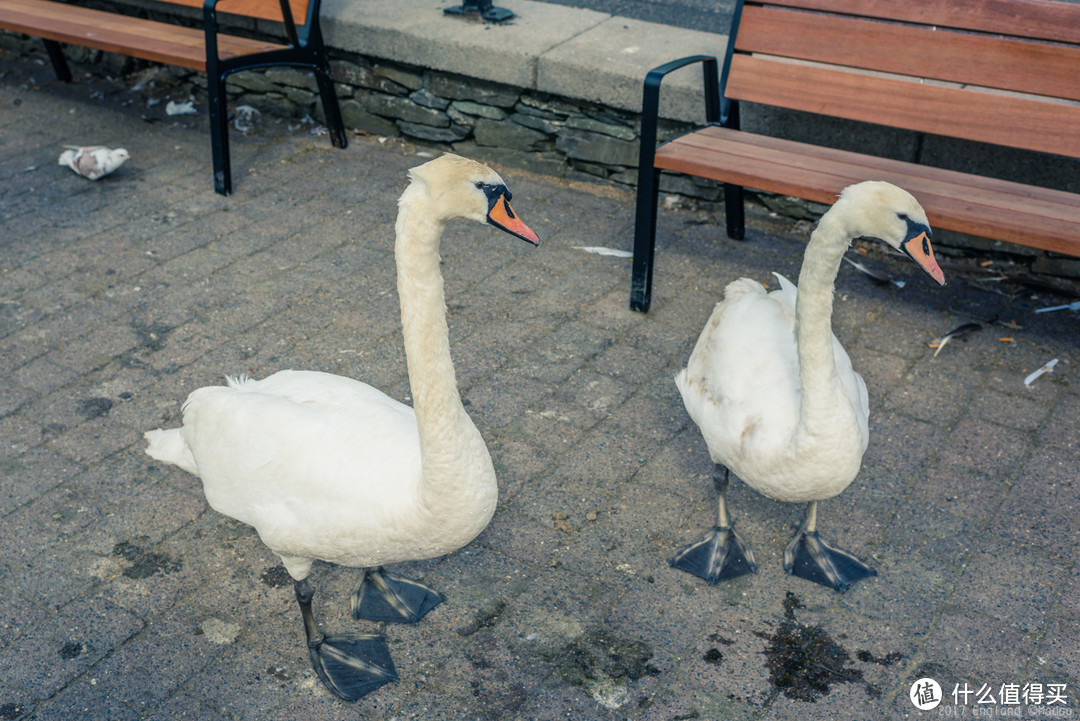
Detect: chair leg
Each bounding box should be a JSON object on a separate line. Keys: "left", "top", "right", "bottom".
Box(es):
{"left": 314, "top": 65, "right": 347, "bottom": 149}
{"left": 630, "top": 166, "right": 661, "bottom": 313}
{"left": 207, "top": 73, "right": 232, "bottom": 195}
{"left": 42, "top": 40, "right": 72, "bottom": 82}
{"left": 724, "top": 183, "right": 745, "bottom": 240}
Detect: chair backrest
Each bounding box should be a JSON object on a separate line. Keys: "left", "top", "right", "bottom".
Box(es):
{"left": 166, "top": 0, "right": 312, "bottom": 25}
{"left": 722, "top": 0, "right": 1080, "bottom": 158}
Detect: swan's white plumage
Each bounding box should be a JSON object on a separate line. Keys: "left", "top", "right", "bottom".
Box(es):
{"left": 676, "top": 181, "right": 938, "bottom": 505}
{"left": 144, "top": 154, "right": 530, "bottom": 583}
{"left": 675, "top": 273, "right": 868, "bottom": 502}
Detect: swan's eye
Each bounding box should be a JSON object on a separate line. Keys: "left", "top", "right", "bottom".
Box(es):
{"left": 475, "top": 182, "right": 487, "bottom": 190}
{"left": 897, "top": 213, "right": 910, "bottom": 222}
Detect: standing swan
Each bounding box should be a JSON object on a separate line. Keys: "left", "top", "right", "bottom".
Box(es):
{"left": 673, "top": 181, "right": 945, "bottom": 591}
{"left": 144, "top": 154, "right": 539, "bottom": 700}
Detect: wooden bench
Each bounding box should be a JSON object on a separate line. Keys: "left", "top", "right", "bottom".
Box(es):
{"left": 629, "top": 0, "right": 1080, "bottom": 312}
{"left": 0, "top": 0, "right": 347, "bottom": 195}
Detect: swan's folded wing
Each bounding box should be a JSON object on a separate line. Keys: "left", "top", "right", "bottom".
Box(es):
{"left": 181, "top": 382, "right": 422, "bottom": 529}
{"left": 677, "top": 277, "right": 802, "bottom": 468}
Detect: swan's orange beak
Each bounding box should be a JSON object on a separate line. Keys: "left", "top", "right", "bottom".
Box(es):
{"left": 488, "top": 194, "right": 539, "bottom": 246}
{"left": 901, "top": 230, "right": 945, "bottom": 286}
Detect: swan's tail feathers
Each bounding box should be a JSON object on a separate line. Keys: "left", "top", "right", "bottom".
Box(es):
{"left": 143, "top": 428, "right": 199, "bottom": 475}
{"left": 225, "top": 373, "right": 256, "bottom": 389}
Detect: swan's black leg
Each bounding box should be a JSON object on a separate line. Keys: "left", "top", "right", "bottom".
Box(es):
{"left": 783, "top": 501, "right": 877, "bottom": 591}
{"left": 671, "top": 465, "right": 756, "bottom": 583}
{"left": 351, "top": 567, "right": 444, "bottom": 623}
{"left": 295, "top": 579, "right": 397, "bottom": 701}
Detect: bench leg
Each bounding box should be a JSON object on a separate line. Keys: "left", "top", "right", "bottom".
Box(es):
{"left": 314, "top": 66, "right": 348, "bottom": 150}
{"left": 207, "top": 73, "right": 232, "bottom": 195}
{"left": 630, "top": 166, "right": 661, "bottom": 313}
{"left": 724, "top": 183, "right": 745, "bottom": 240}
{"left": 42, "top": 40, "right": 73, "bottom": 83}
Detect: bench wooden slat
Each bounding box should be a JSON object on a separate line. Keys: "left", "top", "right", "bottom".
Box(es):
{"left": 725, "top": 54, "right": 1080, "bottom": 160}
{"left": 0, "top": 0, "right": 287, "bottom": 69}
{"left": 736, "top": 5, "right": 1080, "bottom": 101}
{"left": 165, "top": 0, "right": 311, "bottom": 24}
{"left": 762, "top": 0, "right": 1080, "bottom": 45}
{"left": 655, "top": 127, "right": 1080, "bottom": 255}
{"left": 663, "top": 128, "right": 1078, "bottom": 219}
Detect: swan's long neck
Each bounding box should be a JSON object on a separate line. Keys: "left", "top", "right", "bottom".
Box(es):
{"left": 794, "top": 209, "right": 851, "bottom": 427}
{"left": 395, "top": 186, "right": 495, "bottom": 520}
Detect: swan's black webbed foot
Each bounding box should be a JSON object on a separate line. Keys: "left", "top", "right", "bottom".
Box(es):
{"left": 671, "top": 464, "right": 756, "bottom": 583}
{"left": 671, "top": 524, "right": 757, "bottom": 583}
{"left": 295, "top": 579, "right": 397, "bottom": 701}
{"left": 783, "top": 529, "right": 877, "bottom": 591}
{"left": 351, "top": 567, "right": 444, "bottom": 624}
{"left": 308, "top": 634, "right": 398, "bottom": 702}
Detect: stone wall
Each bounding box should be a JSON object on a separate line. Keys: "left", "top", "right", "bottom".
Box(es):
{"left": 228, "top": 54, "right": 718, "bottom": 202}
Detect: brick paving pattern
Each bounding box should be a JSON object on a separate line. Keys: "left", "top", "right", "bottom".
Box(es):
{"left": 1, "top": 57, "right": 1078, "bottom": 721}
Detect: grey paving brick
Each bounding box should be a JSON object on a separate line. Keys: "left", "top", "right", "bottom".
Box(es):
{"left": 0, "top": 596, "right": 143, "bottom": 699}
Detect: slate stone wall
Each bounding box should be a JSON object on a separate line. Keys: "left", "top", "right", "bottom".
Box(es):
{"left": 220, "top": 54, "right": 719, "bottom": 202}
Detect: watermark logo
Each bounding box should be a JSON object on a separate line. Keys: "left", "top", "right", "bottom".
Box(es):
{"left": 912, "top": 678, "right": 944, "bottom": 710}
{"left": 908, "top": 679, "right": 1072, "bottom": 716}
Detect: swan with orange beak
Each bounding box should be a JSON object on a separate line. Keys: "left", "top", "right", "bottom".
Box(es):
{"left": 673, "top": 181, "right": 946, "bottom": 592}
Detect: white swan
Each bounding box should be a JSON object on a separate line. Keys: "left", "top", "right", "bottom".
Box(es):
{"left": 672, "top": 181, "right": 945, "bottom": 591}
{"left": 144, "top": 154, "right": 539, "bottom": 700}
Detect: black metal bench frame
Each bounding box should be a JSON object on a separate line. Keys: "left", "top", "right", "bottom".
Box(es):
{"left": 35, "top": 0, "right": 347, "bottom": 195}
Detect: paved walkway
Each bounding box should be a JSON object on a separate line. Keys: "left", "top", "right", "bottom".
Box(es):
{"left": 1, "top": 54, "right": 1078, "bottom": 721}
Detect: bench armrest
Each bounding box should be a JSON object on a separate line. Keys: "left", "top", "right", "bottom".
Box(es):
{"left": 639, "top": 55, "right": 721, "bottom": 181}
{"left": 642, "top": 55, "right": 721, "bottom": 132}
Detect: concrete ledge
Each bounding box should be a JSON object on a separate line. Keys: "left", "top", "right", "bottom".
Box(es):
{"left": 536, "top": 15, "right": 721, "bottom": 122}
{"left": 93, "top": 0, "right": 724, "bottom": 122}
{"left": 322, "top": 0, "right": 722, "bottom": 124}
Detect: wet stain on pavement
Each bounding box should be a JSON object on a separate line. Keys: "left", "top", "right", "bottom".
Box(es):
{"left": 858, "top": 649, "right": 903, "bottom": 666}
{"left": 78, "top": 397, "right": 113, "bottom": 419}
{"left": 58, "top": 641, "right": 86, "bottom": 660}
{"left": 557, "top": 628, "right": 658, "bottom": 688}
{"left": 260, "top": 566, "right": 293, "bottom": 588}
{"left": 132, "top": 321, "right": 173, "bottom": 352}
{"left": 756, "top": 592, "right": 898, "bottom": 701}
{"left": 0, "top": 703, "right": 28, "bottom": 720}
{"left": 114, "top": 538, "right": 182, "bottom": 579}
{"left": 457, "top": 599, "right": 506, "bottom": 637}
{"left": 704, "top": 632, "right": 735, "bottom": 664}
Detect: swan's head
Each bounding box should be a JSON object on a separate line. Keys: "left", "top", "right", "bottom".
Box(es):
{"left": 405, "top": 154, "right": 539, "bottom": 245}
{"left": 836, "top": 181, "right": 945, "bottom": 286}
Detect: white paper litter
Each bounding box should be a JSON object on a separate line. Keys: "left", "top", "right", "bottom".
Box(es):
{"left": 233, "top": 105, "right": 260, "bottom": 133}
{"left": 165, "top": 100, "right": 196, "bottom": 116}
{"left": 573, "top": 246, "right": 633, "bottom": 258}
{"left": 1024, "top": 358, "right": 1059, "bottom": 386}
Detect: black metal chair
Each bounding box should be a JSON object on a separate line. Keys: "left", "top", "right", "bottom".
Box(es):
{"left": 204, "top": 0, "right": 347, "bottom": 195}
